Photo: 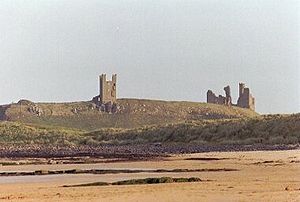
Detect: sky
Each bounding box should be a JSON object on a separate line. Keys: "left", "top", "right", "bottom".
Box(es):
{"left": 0, "top": 0, "right": 299, "bottom": 114}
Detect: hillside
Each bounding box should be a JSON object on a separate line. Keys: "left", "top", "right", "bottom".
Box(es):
{"left": 85, "top": 114, "right": 300, "bottom": 145}
{"left": 0, "top": 98, "right": 258, "bottom": 131}
{"left": 0, "top": 114, "right": 299, "bottom": 147}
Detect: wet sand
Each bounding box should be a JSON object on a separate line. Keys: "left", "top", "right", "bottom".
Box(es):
{"left": 0, "top": 150, "right": 299, "bottom": 201}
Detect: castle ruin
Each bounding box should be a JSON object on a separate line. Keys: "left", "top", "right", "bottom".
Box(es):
{"left": 237, "top": 83, "right": 255, "bottom": 111}
{"left": 207, "top": 83, "right": 255, "bottom": 111}
{"left": 92, "top": 74, "right": 255, "bottom": 112}
{"left": 93, "top": 74, "right": 117, "bottom": 113}
{"left": 207, "top": 85, "right": 232, "bottom": 106}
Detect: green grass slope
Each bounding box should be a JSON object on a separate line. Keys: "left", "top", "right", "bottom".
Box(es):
{"left": 0, "top": 98, "right": 258, "bottom": 131}
{"left": 85, "top": 114, "right": 300, "bottom": 145}
{"left": 0, "top": 114, "right": 298, "bottom": 146}
{"left": 0, "top": 121, "right": 83, "bottom": 146}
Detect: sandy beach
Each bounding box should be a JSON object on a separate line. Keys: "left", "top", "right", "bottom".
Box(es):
{"left": 0, "top": 149, "right": 299, "bottom": 202}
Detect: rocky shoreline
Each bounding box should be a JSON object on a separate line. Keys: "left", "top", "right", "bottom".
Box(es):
{"left": 0, "top": 144, "right": 298, "bottom": 159}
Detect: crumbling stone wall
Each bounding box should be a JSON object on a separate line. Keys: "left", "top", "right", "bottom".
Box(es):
{"left": 207, "top": 85, "right": 232, "bottom": 106}
{"left": 207, "top": 90, "right": 226, "bottom": 105}
{"left": 207, "top": 83, "right": 255, "bottom": 111}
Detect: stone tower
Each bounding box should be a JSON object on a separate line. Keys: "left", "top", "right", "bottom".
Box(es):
{"left": 237, "top": 83, "right": 255, "bottom": 111}
{"left": 99, "top": 74, "right": 117, "bottom": 104}
{"left": 223, "top": 85, "right": 232, "bottom": 106}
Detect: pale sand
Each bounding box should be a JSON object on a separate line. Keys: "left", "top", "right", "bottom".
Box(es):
{"left": 0, "top": 150, "right": 299, "bottom": 202}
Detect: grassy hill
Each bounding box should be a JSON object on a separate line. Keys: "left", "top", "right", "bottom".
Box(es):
{"left": 6, "top": 98, "right": 298, "bottom": 148}
{"left": 0, "top": 114, "right": 299, "bottom": 146}
{"left": 85, "top": 114, "right": 300, "bottom": 145}
{"left": 0, "top": 121, "right": 82, "bottom": 146}
{"left": 0, "top": 98, "right": 258, "bottom": 131}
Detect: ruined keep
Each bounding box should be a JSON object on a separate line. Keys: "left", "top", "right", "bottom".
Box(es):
{"left": 207, "top": 83, "right": 255, "bottom": 111}
{"left": 92, "top": 74, "right": 117, "bottom": 113}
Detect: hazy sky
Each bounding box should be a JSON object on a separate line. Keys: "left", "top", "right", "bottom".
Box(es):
{"left": 0, "top": 0, "right": 299, "bottom": 114}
